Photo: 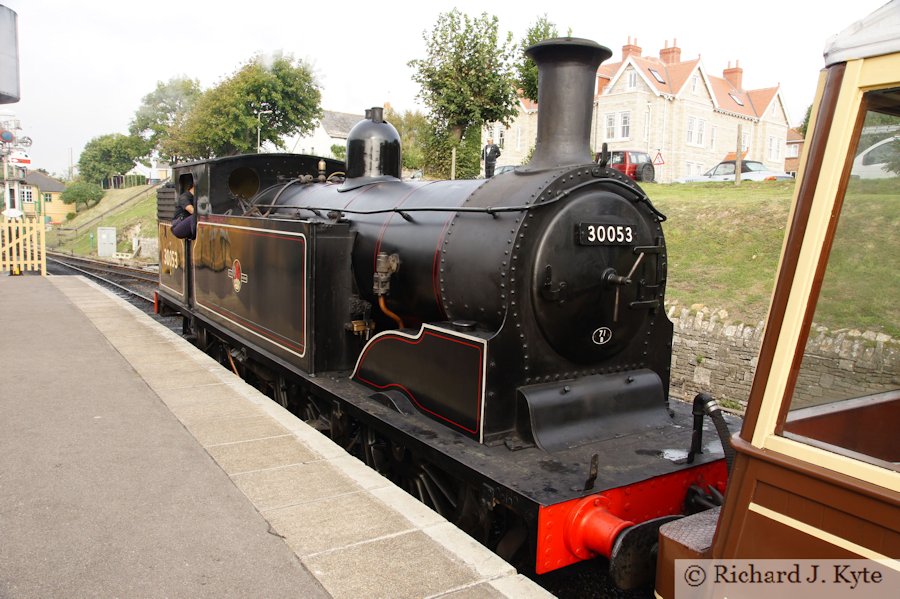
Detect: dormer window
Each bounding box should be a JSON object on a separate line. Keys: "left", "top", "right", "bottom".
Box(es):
{"left": 649, "top": 68, "right": 666, "bottom": 84}
{"left": 729, "top": 92, "right": 745, "bottom": 106}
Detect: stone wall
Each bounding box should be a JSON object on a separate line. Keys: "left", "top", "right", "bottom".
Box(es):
{"left": 666, "top": 304, "right": 899, "bottom": 408}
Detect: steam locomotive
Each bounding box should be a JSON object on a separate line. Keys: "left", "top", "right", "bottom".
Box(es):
{"left": 156, "top": 38, "right": 730, "bottom": 589}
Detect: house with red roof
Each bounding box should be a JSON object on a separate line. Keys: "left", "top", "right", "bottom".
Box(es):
{"left": 785, "top": 127, "right": 805, "bottom": 176}
{"left": 487, "top": 38, "right": 791, "bottom": 183}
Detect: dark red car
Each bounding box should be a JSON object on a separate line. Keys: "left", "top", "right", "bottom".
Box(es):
{"left": 596, "top": 150, "right": 655, "bottom": 182}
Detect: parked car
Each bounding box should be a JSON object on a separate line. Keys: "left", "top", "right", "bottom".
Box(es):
{"left": 596, "top": 150, "right": 655, "bottom": 182}
{"left": 851, "top": 135, "right": 898, "bottom": 178}
{"left": 673, "top": 160, "right": 793, "bottom": 183}
{"left": 494, "top": 164, "right": 519, "bottom": 175}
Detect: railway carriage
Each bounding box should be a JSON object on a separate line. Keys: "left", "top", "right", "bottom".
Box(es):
{"left": 654, "top": 4, "right": 900, "bottom": 596}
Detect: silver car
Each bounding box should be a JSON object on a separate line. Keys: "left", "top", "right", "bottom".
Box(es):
{"left": 674, "top": 160, "right": 793, "bottom": 183}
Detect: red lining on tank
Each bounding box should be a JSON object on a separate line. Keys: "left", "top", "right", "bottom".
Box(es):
{"left": 354, "top": 329, "right": 483, "bottom": 434}
{"left": 372, "top": 186, "right": 420, "bottom": 272}
{"left": 195, "top": 224, "right": 306, "bottom": 353}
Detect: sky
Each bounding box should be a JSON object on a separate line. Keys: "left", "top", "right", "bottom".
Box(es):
{"left": 0, "top": 0, "right": 891, "bottom": 176}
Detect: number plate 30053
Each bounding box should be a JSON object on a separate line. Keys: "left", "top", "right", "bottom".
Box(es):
{"left": 577, "top": 223, "right": 635, "bottom": 245}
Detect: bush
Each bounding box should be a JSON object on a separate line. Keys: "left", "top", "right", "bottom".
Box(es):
{"left": 61, "top": 181, "right": 104, "bottom": 210}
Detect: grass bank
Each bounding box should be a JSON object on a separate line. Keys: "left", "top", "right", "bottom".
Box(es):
{"left": 645, "top": 180, "right": 794, "bottom": 326}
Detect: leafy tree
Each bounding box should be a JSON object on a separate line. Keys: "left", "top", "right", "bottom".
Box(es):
{"left": 423, "top": 123, "right": 482, "bottom": 179}
{"left": 129, "top": 77, "right": 201, "bottom": 162}
{"left": 408, "top": 10, "right": 519, "bottom": 144}
{"left": 385, "top": 107, "right": 429, "bottom": 170}
{"left": 516, "top": 15, "right": 558, "bottom": 102}
{"left": 164, "top": 53, "right": 322, "bottom": 160}
{"left": 330, "top": 144, "right": 346, "bottom": 160}
{"left": 78, "top": 134, "right": 147, "bottom": 184}
{"left": 797, "top": 104, "right": 812, "bottom": 137}
{"left": 61, "top": 181, "right": 104, "bottom": 211}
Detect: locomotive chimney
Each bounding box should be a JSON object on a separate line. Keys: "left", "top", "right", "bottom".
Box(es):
{"left": 525, "top": 38, "right": 613, "bottom": 170}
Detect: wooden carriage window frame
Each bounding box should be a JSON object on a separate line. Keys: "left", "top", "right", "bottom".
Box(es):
{"left": 745, "top": 52, "right": 900, "bottom": 494}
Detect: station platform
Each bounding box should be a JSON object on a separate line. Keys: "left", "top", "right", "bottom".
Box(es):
{"left": 0, "top": 275, "right": 551, "bottom": 599}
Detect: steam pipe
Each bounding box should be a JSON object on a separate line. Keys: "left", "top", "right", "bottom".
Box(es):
{"left": 525, "top": 38, "right": 613, "bottom": 170}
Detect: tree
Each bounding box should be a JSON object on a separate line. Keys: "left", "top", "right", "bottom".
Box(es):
{"left": 423, "top": 123, "right": 482, "bottom": 179}
{"left": 385, "top": 107, "right": 429, "bottom": 170}
{"left": 164, "top": 53, "right": 322, "bottom": 160}
{"left": 330, "top": 144, "right": 346, "bottom": 160}
{"left": 516, "top": 15, "right": 558, "bottom": 102}
{"left": 408, "top": 10, "right": 519, "bottom": 143}
{"left": 78, "top": 134, "right": 147, "bottom": 185}
{"left": 129, "top": 77, "right": 201, "bottom": 162}
{"left": 797, "top": 104, "right": 813, "bottom": 137}
{"left": 60, "top": 181, "right": 104, "bottom": 211}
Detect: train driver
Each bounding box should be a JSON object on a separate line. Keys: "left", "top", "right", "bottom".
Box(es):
{"left": 172, "top": 182, "right": 196, "bottom": 239}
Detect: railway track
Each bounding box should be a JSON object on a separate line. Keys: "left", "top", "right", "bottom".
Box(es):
{"left": 46, "top": 251, "right": 160, "bottom": 305}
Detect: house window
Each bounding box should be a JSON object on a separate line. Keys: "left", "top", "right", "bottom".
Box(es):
{"left": 767, "top": 136, "right": 783, "bottom": 161}
{"left": 710, "top": 126, "right": 718, "bottom": 149}
{"left": 787, "top": 143, "right": 800, "bottom": 158}
{"left": 729, "top": 93, "right": 745, "bottom": 106}
{"left": 685, "top": 161, "right": 704, "bottom": 177}
{"left": 43, "top": 193, "right": 52, "bottom": 204}
{"left": 22, "top": 186, "right": 33, "bottom": 203}
{"left": 497, "top": 127, "right": 505, "bottom": 149}
{"left": 604, "top": 112, "right": 631, "bottom": 141}
{"left": 692, "top": 75, "right": 699, "bottom": 94}
{"left": 627, "top": 69, "right": 637, "bottom": 89}
{"left": 742, "top": 131, "right": 751, "bottom": 151}
{"left": 648, "top": 68, "right": 666, "bottom": 84}
{"left": 687, "top": 117, "right": 706, "bottom": 147}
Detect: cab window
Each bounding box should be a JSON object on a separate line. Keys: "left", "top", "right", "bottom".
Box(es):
{"left": 781, "top": 88, "right": 899, "bottom": 469}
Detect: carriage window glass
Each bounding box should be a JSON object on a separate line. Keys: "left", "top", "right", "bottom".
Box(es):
{"left": 781, "top": 88, "right": 900, "bottom": 470}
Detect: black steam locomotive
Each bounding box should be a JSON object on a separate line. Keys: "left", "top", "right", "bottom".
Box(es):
{"left": 156, "top": 38, "right": 728, "bottom": 588}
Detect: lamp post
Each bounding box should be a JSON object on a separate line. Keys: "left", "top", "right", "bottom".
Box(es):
{"left": 256, "top": 110, "right": 273, "bottom": 153}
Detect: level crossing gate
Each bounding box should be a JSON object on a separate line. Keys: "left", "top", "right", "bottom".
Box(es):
{"left": 1, "top": 216, "right": 46, "bottom": 276}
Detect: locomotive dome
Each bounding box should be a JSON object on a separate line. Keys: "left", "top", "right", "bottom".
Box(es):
{"left": 342, "top": 106, "right": 401, "bottom": 188}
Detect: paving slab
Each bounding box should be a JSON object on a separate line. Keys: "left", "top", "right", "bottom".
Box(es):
{"left": 0, "top": 276, "right": 329, "bottom": 599}
{"left": 1, "top": 275, "right": 554, "bottom": 599}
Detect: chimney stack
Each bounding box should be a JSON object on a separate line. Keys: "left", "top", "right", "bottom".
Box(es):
{"left": 659, "top": 38, "right": 681, "bottom": 64}
{"left": 525, "top": 38, "right": 612, "bottom": 170}
{"left": 622, "top": 36, "right": 642, "bottom": 60}
{"left": 724, "top": 60, "right": 743, "bottom": 90}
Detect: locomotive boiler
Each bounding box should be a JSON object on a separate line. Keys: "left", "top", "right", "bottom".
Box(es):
{"left": 156, "top": 38, "right": 730, "bottom": 589}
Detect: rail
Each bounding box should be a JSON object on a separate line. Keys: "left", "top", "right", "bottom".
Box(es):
{"left": 47, "top": 252, "right": 156, "bottom": 304}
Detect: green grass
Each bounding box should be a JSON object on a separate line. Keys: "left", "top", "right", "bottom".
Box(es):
{"left": 809, "top": 178, "right": 899, "bottom": 336}
{"left": 647, "top": 180, "right": 795, "bottom": 325}
{"left": 50, "top": 191, "right": 158, "bottom": 260}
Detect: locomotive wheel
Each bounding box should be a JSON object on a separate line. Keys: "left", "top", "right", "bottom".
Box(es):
{"left": 360, "top": 426, "right": 466, "bottom": 522}
{"left": 272, "top": 375, "right": 289, "bottom": 409}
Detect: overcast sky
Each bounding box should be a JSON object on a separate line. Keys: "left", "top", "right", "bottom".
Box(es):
{"left": 0, "top": 0, "right": 889, "bottom": 175}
